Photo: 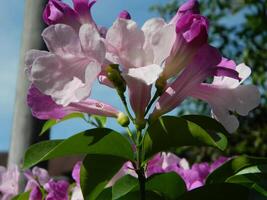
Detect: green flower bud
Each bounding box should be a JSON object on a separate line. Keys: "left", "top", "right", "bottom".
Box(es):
{"left": 117, "top": 112, "right": 130, "bottom": 127}
{"left": 106, "top": 64, "right": 126, "bottom": 94}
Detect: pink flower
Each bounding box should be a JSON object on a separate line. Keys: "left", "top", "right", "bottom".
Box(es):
{"left": 24, "top": 167, "right": 50, "bottom": 200}
{"left": 43, "top": 0, "right": 96, "bottom": 30}
{"left": 151, "top": 45, "right": 224, "bottom": 119}
{"left": 72, "top": 161, "right": 82, "bottom": 186}
{"left": 105, "top": 16, "right": 176, "bottom": 121}
{"left": 27, "top": 85, "right": 120, "bottom": 120}
{"left": 44, "top": 180, "right": 69, "bottom": 200}
{"left": 163, "top": 13, "right": 209, "bottom": 79}
{"left": 0, "top": 166, "right": 19, "bottom": 200}
{"left": 169, "top": 0, "right": 200, "bottom": 25}
{"left": 26, "top": 22, "right": 121, "bottom": 119}
{"left": 27, "top": 23, "right": 105, "bottom": 106}
{"left": 189, "top": 63, "right": 260, "bottom": 133}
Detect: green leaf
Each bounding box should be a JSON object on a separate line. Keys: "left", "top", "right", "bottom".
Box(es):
{"left": 112, "top": 175, "right": 138, "bottom": 200}
{"left": 181, "top": 115, "right": 228, "bottom": 135}
{"left": 146, "top": 172, "right": 187, "bottom": 199}
{"left": 177, "top": 183, "right": 264, "bottom": 200}
{"left": 12, "top": 192, "right": 30, "bottom": 200}
{"left": 144, "top": 116, "right": 228, "bottom": 159}
{"left": 226, "top": 173, "right": 267, "bottom": 197}
{"left": 117, "top": 191, "right": 163, "bottom": 200}
{"left": 96, "top": 188, "right": 112, "bottom": 200}
{"left": 40, "top": 113, "right": 86, "bottom": 135}
{"left": 23, "top": 128, "right": 134, "bottom": 169}
{"left": 206, "top": 156, "right": 267, "bottom": 184}
{"left": 80, "top": 154, "right": 126, "bottom": 200}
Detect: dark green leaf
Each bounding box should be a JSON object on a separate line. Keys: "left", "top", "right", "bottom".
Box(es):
{"left": 112, "top": 175, "right": 138, "bottom": 200}
{"left": 23, "top": 128, "right": 134, "bottom": 169}
{"left": 206, "top": 156, "right": 267, "bottom": 184}
{"left": 144, "top": 116, "right": 228, "bottom": 159}
{"left": 80, "top": 155, "right": 126, "bottom": 200}
{"left": 96, "top": 188, "right": 112, "bottom": 200}
{"left": 146, "top": 172, "right": 187, "bottom": 199}
{"left": 117, "top": 191, "right": 163, "bottom": 200}
{"left": 40, "top": 113, "right": 86, "bottom": 135}
{"left": 226, "top": 173, "right": 267, "bottom": 197}
{"left": 177, "top": 183, "right": 264, "bottom": 200}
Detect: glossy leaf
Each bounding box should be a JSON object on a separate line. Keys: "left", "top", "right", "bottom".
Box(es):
{"left": 181, "top": 115, "right": 228, "bottom": 135}
{"left": 23, "top": 128, "right": 134, "bottom": 169}
{"left": 80, "top": 154, "right": 126, "bottom": 200}
{"left": 146, "top": 172, "right": 187, "bottom": 199}
{"left": 206, "top": 156, "right": 267, "bottom": 184}
{"left": 177, "top": 183, "right": 264, "bottom": 200}
{"left": 144, "top": 116, "right": 228, "bottom": 159}
{"left": 112, "top": 175, "right": 138, "bottom": 200}
{"left": 40, "top": 113, "right": 86, "bottom": 135}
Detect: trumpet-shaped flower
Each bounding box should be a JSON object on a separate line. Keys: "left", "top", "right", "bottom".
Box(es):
{"left": 162, "top": 13, "right": 209, "bottom": 79}
{"left": 27, "top": 85, "right": 120, "bottom": 120}
{"left": 151, "top": 45, "right": 239, "bottom": 120}
{"left": 189, "top": 63, "right": 260, "bottom": 133}
{"left": 27, "top": 23, "right": 105, "bottom": 106}
{"left": 43, "top": 0, "right": 97, "bottom": 30}
{"left": 105, "top": 16, "right": 176, "bottom": 120}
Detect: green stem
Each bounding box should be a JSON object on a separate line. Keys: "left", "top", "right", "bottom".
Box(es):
{"left": 136, "top": 130, "right": 146, "bottom": 200}
{"left": 118, "top": 91, "right": 135, "bottom": 122}
{"left": 125, "top": 126, "right": 135, "bottom": 144}
{"left": 137, "top": 168, "right": 146, "bottom": 200}
{"left": 144, "top": 92, "right": 159, "bottom": 116}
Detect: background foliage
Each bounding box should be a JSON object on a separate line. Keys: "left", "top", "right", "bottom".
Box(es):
{"left": 150, "top": 0, "right": 267, "bottom": 162}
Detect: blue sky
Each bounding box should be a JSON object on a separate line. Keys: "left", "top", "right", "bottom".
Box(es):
{"left": 0, "top": 0, "right": 170, "bottom": 151}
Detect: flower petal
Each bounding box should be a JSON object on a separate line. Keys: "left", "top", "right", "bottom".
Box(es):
{"left": 42, "top": 24, "right": 82, "bottom": 57}
{"left": 106, "top": 18, "right": 147, "bottom": 68}
{"left": 190, "top": 83, "right": 260, "bottom": 133}
{"left": 142, "top": 18, "right": 176, "bottom": 65}
{"left": 79, "top": 23, "right": 105, "bottom": 63}
{"left": 123, "top": 64, "right": 163, "bottom": 85}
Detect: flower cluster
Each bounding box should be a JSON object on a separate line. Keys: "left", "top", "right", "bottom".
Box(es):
{"left": 26, "top": 0, "right": 260, "bottom": 133}
{"left": 0, "top": 165, "right": 71, "bottom": 200}
{"left": 108, "top": 153, "right": 229, "bottom": 191}
{"left": 0, "top": 154, "right": 228, "bottom": 200}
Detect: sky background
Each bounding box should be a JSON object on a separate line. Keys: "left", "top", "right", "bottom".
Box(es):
{"left": 0, "top": 0, "right": 170, "bottom": 151}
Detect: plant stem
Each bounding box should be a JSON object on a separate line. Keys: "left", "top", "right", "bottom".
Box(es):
{"left": 136, "top": 130, "right": 146, "bottom": 200}
{"left": 118, "top": 91, "right": 135, "bottom": 122}
{"left": 144, "top": 92, "right": 159, "bottom": 116}
{"left": 137, "top": 168, "right": 146, "bottom": 200}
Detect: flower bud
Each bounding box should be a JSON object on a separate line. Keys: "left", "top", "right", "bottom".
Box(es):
{"left": 170, "top": 0, "right": 200, "bottom": 25}
{"left": 106, "top": 64, "right": 126, "bottom": 95}
{"left": 117, "top": 112, "right": 130, "bottom": 127}
{"left": 118, "top": 10, "right": 131, "bottom": 20}
{"left": 43, "top": 0, "right": 79, "bottom": 27}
